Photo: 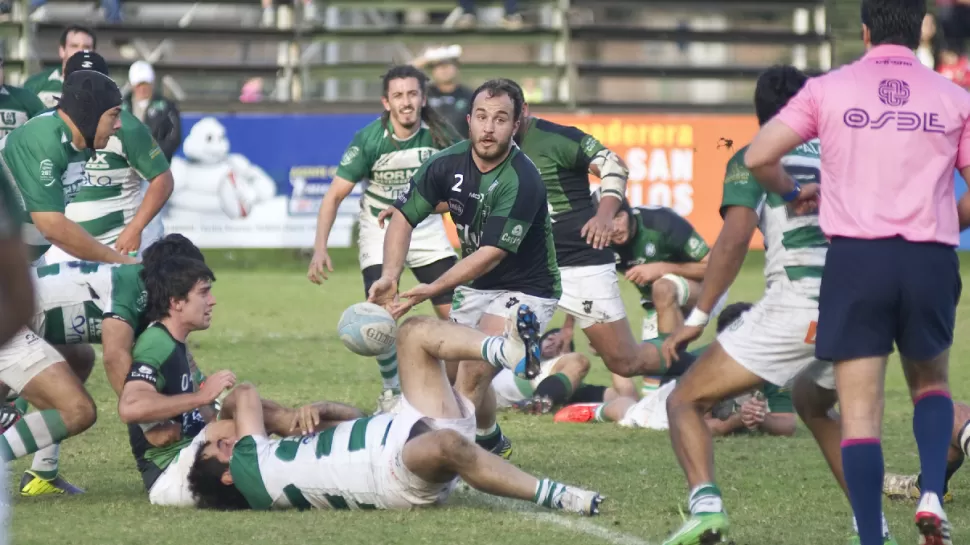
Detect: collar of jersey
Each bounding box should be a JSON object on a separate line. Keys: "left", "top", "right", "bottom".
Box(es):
{"left": 863, "top": 44, "right": 917, "bottom": 60}
{"left": 385, "top": 121, "right": 429, "bottom": 142}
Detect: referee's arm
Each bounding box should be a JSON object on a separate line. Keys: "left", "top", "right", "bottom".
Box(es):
{"left": 743, "top": 120, "right": 806, "bottom": 196}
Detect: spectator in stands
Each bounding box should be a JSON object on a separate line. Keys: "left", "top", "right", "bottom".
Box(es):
{"left": 918, "top": 13, "right": 940, "bottom": 68}
{"left": 261, "top": 0, "right": 317, "bottom": 27}
{"left": 24, "top": 25, "right": 96, "bottom": 108}
{"left": 29, "top": 0, "right": 121, "bottom": 23}
{"left": 123, "top": 61, "right": 182, "bottom": 161}
{"left": 240, "top": 78, "right": 264, "bottom": 103}
{"left": 412, "top": 45, "right": 473, "bottom": 138}
{"left": 451, "top": 0, "right": 522, "bottom": 29}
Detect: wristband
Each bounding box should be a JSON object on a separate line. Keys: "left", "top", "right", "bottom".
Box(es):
{"left": 781, "top": 182, "right": 802, "bottom": 203}
{"left": 684, "top": 308, "right": 710, "bottom": 328}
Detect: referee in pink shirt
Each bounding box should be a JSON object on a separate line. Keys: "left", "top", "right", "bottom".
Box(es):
{"left": 745, "top": 1, "right": 968, "bottom": 544}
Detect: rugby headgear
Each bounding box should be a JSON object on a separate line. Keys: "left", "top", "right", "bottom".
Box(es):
{"left": 58, "top": 67, "right": 121, "bottom": 149}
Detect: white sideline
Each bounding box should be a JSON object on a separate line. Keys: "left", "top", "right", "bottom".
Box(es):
{"left": 458, "top": 489, "right": 652, "bottom": 545}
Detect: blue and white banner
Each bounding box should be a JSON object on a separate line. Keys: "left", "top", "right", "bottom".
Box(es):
{"left": 163, "top": 113, "right": 375, "bottom": 248}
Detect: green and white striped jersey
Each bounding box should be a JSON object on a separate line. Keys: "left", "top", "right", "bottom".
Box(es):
{"left": 23, "top": 67, "right": 63, "bottom": 109}
{"left": 720, "top": 140, "right": 825, "bottom": 300}
{"left": 29, "top": 261, "right": 147, "bottom": 345}
{"left": 335, "top": 118, "right": 456, "bottom": 222}
{"left": 66, "top": 110, "right": 169, "bottom": 243}
{"left": 230, "top": 415, "right": 395, "bottom": 511}
{"left": 0, "top": 111, "right": 91, "bottom": 260}
{"left": 0, "top": 85, "right": 46, "bottom": 138}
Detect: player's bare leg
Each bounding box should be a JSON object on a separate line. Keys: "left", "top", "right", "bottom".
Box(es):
{"left": 582, "top": 318, "right": 667, "bottom": 378}
{"left": 395, "top": 317, "right": 601, "bottom": 515}
{"left": 662, "top": 342, "right": 765, "bottom": 545}
{"left": 792, "top": 370, "right": 897, "bottom": 543}
{"left": 21, "top": 344, "right": 95, "bottom": 495}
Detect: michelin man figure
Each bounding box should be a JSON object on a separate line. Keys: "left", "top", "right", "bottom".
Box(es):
{"left": 168, "top": 116, "right": 277, "bottom": 220}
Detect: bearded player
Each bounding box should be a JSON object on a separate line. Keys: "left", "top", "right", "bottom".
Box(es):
{"left": 186, "top": 315, "right": 602, "bottom": 515}
{"left": 369, "top": 79, "right": 559, "bottom": 459}
{"left": 308, "top": 65, "right": 461, "bottom": 412}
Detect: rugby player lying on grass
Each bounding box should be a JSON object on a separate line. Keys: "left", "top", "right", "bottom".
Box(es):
{"left": 186, "top": 314, "right": 604, "bottom": 514}
{"left": 554, "top": 303, "right": 796, "bottom": 437}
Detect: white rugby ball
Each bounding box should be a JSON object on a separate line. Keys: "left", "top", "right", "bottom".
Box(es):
{"left": 338, "top": 302, "right": 397, "bottom": 357}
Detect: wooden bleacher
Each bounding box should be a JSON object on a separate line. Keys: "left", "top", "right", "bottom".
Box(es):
{"left": 5, "top": 0, "right": 833, "bottom": 112}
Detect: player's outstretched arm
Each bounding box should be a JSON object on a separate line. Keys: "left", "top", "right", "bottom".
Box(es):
{"left": 119, "top": 370, "right": 234, "bottom": 424}
{"left": 308, "top": 177, "right": 356, "bottom": 284}
{"left": 31, "top": 211, "right": 137, "bottom": 264}
{"left": 219, "top": 383, "right": 267, "bottom": 438}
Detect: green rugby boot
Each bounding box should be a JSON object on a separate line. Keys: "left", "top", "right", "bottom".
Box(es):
{"left": 661, "top": 511, "right": 729, "bottom": 545}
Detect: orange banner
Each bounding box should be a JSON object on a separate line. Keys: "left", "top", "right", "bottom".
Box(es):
{"left": 444, "top": 114, "right": 763, "bottom": 249}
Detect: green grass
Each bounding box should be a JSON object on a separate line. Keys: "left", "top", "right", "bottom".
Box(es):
{"left": 10, "top": 248, "right": 970, "bottom": 545}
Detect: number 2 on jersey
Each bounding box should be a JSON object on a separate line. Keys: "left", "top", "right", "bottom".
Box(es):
{"left": 452, "top": 174, "right": 463, "bottom": 192}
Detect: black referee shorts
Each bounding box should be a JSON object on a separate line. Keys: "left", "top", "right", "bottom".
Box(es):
{"left": 816, "top": 236, "right": 961, "bottom": 362}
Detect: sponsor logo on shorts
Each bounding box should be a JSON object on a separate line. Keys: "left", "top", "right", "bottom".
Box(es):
{"left": 583, "top": 300, "right": 593, "bottom": 314}
{"left": 505, "top": 296, "right": 520, "bottom": 309}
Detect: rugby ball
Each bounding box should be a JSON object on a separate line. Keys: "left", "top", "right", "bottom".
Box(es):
{"left": 338, "top": 302, "right": 397, "bottom": 357}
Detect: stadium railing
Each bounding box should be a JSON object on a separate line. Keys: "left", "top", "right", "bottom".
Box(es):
{"left": 6, "top": 0, "right": 832, "bottom": 112}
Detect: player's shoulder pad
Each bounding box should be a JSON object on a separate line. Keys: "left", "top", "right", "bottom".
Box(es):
{"left": 534, "top": 117, "right": 587, "bottom": 143}
{"left": 132, "top": 324, "right": 177, "bottom": 366}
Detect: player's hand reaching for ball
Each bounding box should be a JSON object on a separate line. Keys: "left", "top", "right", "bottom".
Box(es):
{"left": 289, "top": 404, "right": 321, "bottom": 436}
{"left": 368, "top": 276, "right": 399, "bottom": 312}
{"left": 390, "top": 283, "right": 437, "bottom": 319}
{"left": 307, "top": 249, "right": 334, "bottom": 284}
{"left": 200, "top": 370, "right": 236, "bottom": 403}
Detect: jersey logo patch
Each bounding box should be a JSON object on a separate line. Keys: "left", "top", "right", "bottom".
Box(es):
{"left": 340, "top": 146, "right": 360, "bottom": 166}
{"left": 644, "top": 243, "right": 656, "bottom": 257}
{"left": 39, "top": 159, "right": 55, "bottom": 186}
{"left": 448, "top": 198, "right": 464, "bottom": 215}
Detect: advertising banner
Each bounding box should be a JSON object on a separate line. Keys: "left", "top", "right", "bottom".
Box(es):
{"left": 164, "top": 113, "right": 373, "bottom": 249}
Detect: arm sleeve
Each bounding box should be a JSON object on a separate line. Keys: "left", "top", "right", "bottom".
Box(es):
{"left": 774, "top": 78, "right": 821, "bottom": 142}
{"left": 104, "top": 267, "right": 144, "bottom": 327}
{"left": 125, "top": 333, "right": 172, "bottom": 391}
{"left": 7, "top": 136, "right": 69, "bottom": 213}
{"left": 479, "top": 160, "right": 545, "bottom": 253}
{"left": 122, "top": 117, "right": 171, "bottom": 181}
{"left": 720, "top": 149, "right": 767, "bottom": 216}
{"left": 958, "top": 102, "right": 970, "bottom": 169}
{"left": 334, "top": 130, "right": 372, "bottom": 183}
{"left": 394, "top": 157, "right": 440, "bottom": 228}
{"left": 229, "top": 435, "right": 275, "bottom": 510}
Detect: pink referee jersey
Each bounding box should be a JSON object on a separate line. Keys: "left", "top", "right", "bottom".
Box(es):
{"left": 775, "top": 44, "right": 970, "bottom": 246}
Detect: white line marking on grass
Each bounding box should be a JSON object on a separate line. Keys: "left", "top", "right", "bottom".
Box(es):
{"left": 455, "top": 488, "right": 652, "bottom": 545}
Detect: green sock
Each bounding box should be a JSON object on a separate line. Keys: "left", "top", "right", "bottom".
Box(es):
{"left": 533, "top": 478, "right": 567, "bottom": 508}
{"left": 376, "top": 349, "right": 400, "bottom": 393}
{"left": 13, "top": 397, "right": 28, "bottom": 414}
{"left": 0, "top": 410, "right": 67, "bottom": 462}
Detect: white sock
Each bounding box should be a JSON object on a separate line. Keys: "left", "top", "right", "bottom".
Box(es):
{"left": 476, "top": 423, "right": 498, "bottom": 438}
{"left": 30, "top": 443, "right": 59, "bottom": 478}
{"left": 852, "top": 513, "right": 890, "bottom": 538}
{"left": 687, "top": 483, "right": 723, "bottom": 514}
{"left": 959, "top": 420, "right": 970, "bottom": 458}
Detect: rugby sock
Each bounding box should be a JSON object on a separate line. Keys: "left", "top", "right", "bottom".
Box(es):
{"left": 842, "top": 438, "right": 884, "bottom": 545}
{"left": 570, "top": 384, "right": 607, "bottom": 403}
{"left": 593, "top": 403, "right": 609, "bottom": 422}
{"left": 852, "top": 513, "right": 891, "bottom": 539}
{"left": 533, "top": 478, "right": 567, "bottom": 508}
{"left": 29, "top": 444, "right": 60, "bottom": 480}
{"left": 533, "top": 374, "right": 572, "bottom": 406}
{"left": 688, "top": 483, "right": 723, "bottom": 514}
{"left": 475, "top": 423, "right": 502, "bottom": 451}
{"left": 913, "top": 390, "right": 954, "bottom": 500}
{"left": 0, "top": 410, "right": 67, "bottom": 461}
{"left": 958, "top": 419, "right": 970, "bottom": 458}
{"left": 916, "top": 456, "right": 964, "bottom": 497}
{"left": 376, "top": 349, "right": 400, "bottom": 392}
{"left": 13, "top": 398, "right": 27, "bottom": 414}
{"left": 480, "top": 336, "right": 510, "bottom": 370}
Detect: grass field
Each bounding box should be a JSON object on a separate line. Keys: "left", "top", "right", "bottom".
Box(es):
{"left": 9, "top": 248, "right": 970, "bottom": 545}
